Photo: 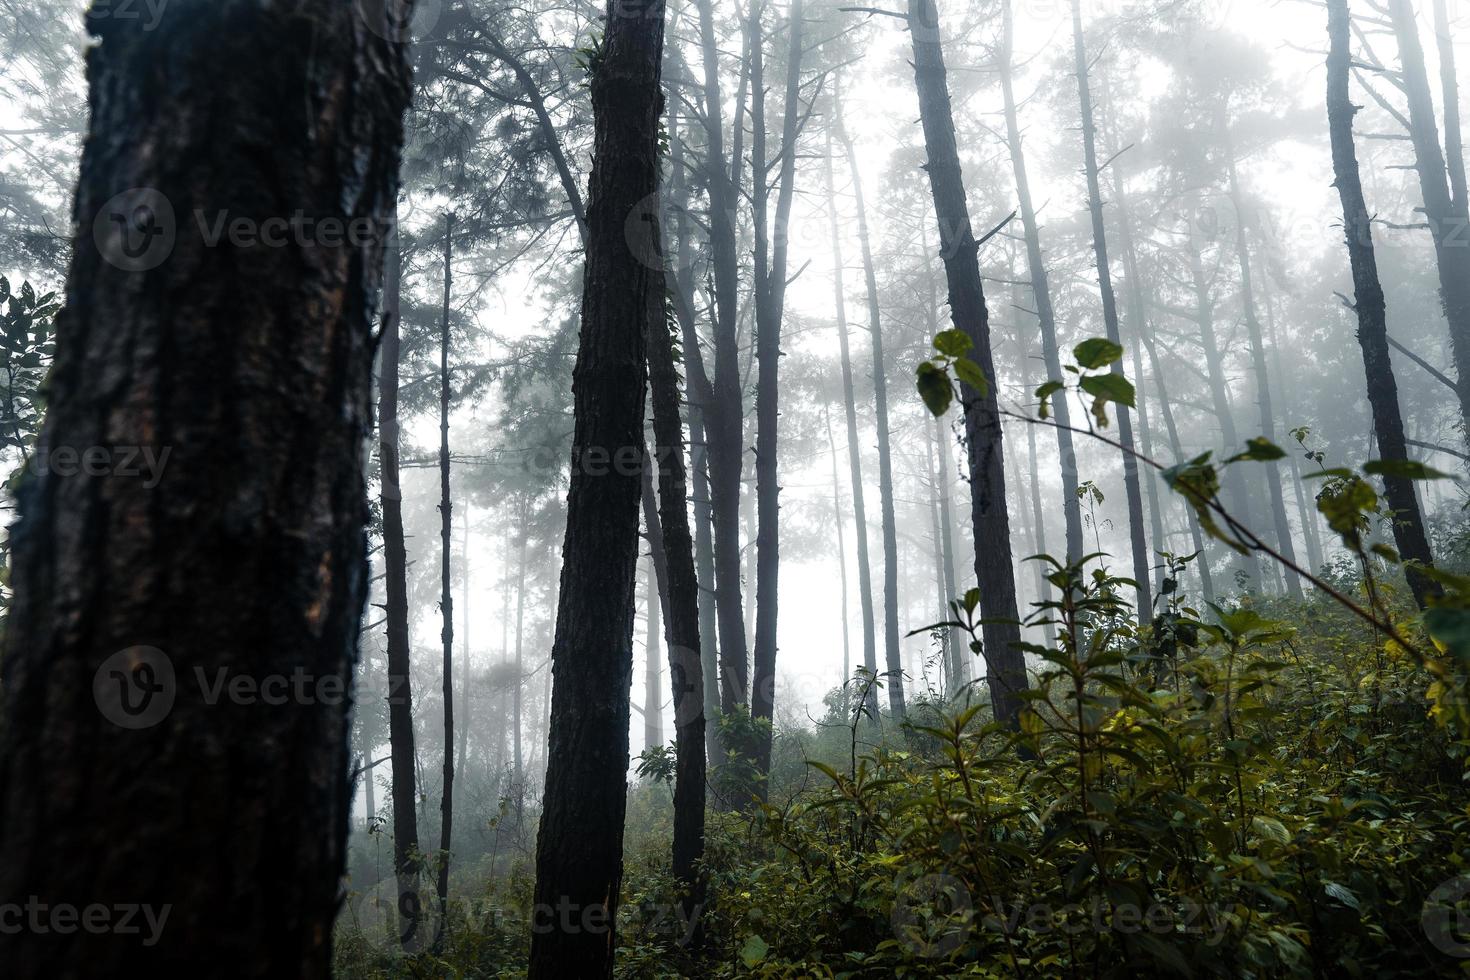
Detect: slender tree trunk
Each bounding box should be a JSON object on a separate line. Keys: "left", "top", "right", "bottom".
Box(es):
{"left": 456, "top": 507, "right": 471, "bottom": 790}
{"left": 0, "top": 2, "right": 411, "bottom": 973}
{"left": 822, "top": 97, "right": 879, "bottom": 713}
{"left": 1261, "top": 282, "right": 1328, "bottom": 574}
{"left": 1432, "top": 0, "right": 1468, "bottom": 215}
{"left": 922, "top": 419, "right": 954, "bottom": 693}
{"left": 434, "top": 216, "right": 455, "bottom": 945}
{"left": 695, "top": 0, "right": 751, "bottom": 716}
{"left": 1070, "top": 0, "right": 1152, "bottom": 617}
{"left": 1017, "top": 340, "right": 1060, "bottom": 647}
{"left": 512, "top": 501, "right": 528, "bottom": 799}
{"left": 1183, "top": 204, "right": 1260, "bottom": 589}
{"left": 665, "top": 73, "right": 724, "bottom": 766}
{"left": 825, "top": 406, "right": 853, "bottom": 711}
{"left": 835, "top": 86, "right": 906, "bottom": 722}
{"left": 908, "top": 0, "right": 1028, "bottom": 729}
{"left": 932, "top": 415, "right": 964, "bottom": 686}
{"left": 999, "top": 0, "right": 1083, "bottom": 564}
{"left": 1220, "top": 122, "right": 1303, "bottom": 598}
{"left": 1327, "top": 0, "right": 1440, "bottom": 608}
{"left": 379, "top": 207, "right": 423, "bottom": 950}
{"left": 528, "top": 1, "right": 666, "bottom": 972}
{"left": 1388, "top": 0, "right": 1470, "bottom": 440}
{"left": 644, "top": 213, "right": 708, "bottom": 927}
{"left": 752, "top": 0, "right": 806, "bottom": 777}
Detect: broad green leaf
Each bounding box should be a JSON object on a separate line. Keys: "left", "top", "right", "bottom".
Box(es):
{"left": 1225, "top": 437, "right": 1286, "bottom": 464}
{"left": 1074, "top": 337, "right": 1124, "bottom": 369}
{"left": 740, "top": 934, "right": 769, "bottom": 968}
{"left": 952, "top": 356, "right": 988, "bottom": 396}
{"left": 1035, "top": 380, "right": 1065, "bottom": 420}
{"left": 916, "top": 361, "right": 952, "bottom": 417}
{"left": 1363, "top": 458, "right": 1453, "bottom": 480}
{"left": 932, "top": 328, "right": 972, "bottom": 357}
{"left": 1079, "top": 373, "right": 1135, "bottom": 407}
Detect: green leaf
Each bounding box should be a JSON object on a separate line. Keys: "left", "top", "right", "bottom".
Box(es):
{"left": 952, "top": 356, "right": 988, "bottom": 397}
{"left": 1363, "top": 458, "right": 1453, "bottom": 480}
{"left": 962, "top": 587, "right": 982, "bottom": 614}
{"left": 1073, "top": 337, "right": 1124, "bottom": 369}
{"left": 932, "top": 328, "right": 972, "bottom": 357}
{"left": 1323, "top": 881, "right": 1361, "bottom": 911}
{"left": 1079, "top": 373, "right": 1135, "bottom": 407}
{"left": 740, "top": 935, "right": 769, "bottom": 968}
{"left": 1251, "top": 815, "right": 1290, "bottom": 844}
{"left": 1035, "top": 380, "right": 1065, "bottom": 420}
{"left": 916, "top": 361, "right": 953, "bottom": 417}
{"left": 1425, "top": 608, "right": 1470, "bottom": 664}
{"left": 1225, "top": 437, "right": 1286, "bottom": 464}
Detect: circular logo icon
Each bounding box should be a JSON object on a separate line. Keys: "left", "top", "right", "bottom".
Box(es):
{"left": 623, "top": 193, "right": 701, "bottom": 274}
{"left": 356, "top": 0, "right": 443, "bottom": 44}
{"left": 891, "top": 872, "right": 972, "bottom": 959}
{"left": 1424, "top": 875, "right": 1470, "bottom": 958}
{"left": 93, "top": 188, "right": 176, "bottom": 272}
{"left": 346, "top": 875, "right": 427, "bottom": 953}
{"left": 93, "top": 646, "right": 175, "bottom": 730}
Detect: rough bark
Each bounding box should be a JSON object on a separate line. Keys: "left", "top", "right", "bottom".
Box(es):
{"left": 908, "top": 0, "right": 1028, "bottom": 729}
{"left": 999, "top": 0, "right": 1083, "bottom": 565}
{"left": 379, "top": 207, "right": 423, "bottom": 950}
{"left": 822, "top": 97, "right": 879, "bottom": 714}
{"left": 0, "top": 1, "right": 412, "bottom": 973}
{"left": 835, "top": 86, "right": 906, "bottom": 722}
{"left": 1328, "top": 0, "right": 1439, "bottom": 608}
{"left": 1070, "top": 0, "right": 1152, "bottom": 617}
{"left": 527, "top": 0, "right": 667, "bottom": 973}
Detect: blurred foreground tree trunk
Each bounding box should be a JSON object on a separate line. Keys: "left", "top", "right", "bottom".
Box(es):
{"left": 0, "top": 0, "right": 412, "bottom": 973}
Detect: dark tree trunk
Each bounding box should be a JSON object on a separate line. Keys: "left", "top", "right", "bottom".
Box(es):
{"left": 434, "top": 215, "right": 455, "bottom": 945}
{"left": 822, "top": 96, "right": 879, "bottom": 715}
{"left": 999, "top": 0, "right": 1083, "bottom": 565}
{"left": 1432, "top": 0, "right": 1468, "bottom": 215}
{"left": 835, "top": 88, "right": 906, "bottom": 723}
{"left": 527, "top": 0, "right": 666, "bottom": 974}
{"left": 907, "top": 0, "right": 1028, "bottom": 729}
{"left": 695, "top": 0, "right": 751, "bottom": 716}
{"left": 1388, "top": 0, "right": 1470, "bottom": 441}
{"left": 379, "top": 208, "right": 423, "bottom": 950}
{"left": 645, "top": 236, "right": 709, "bottom": 929}
{"left": 1070, "top": 0, "right": 1152, "bottom": 617}
{"left": 665, "top": 76, "right": 724, "bottom": 765}
{"left": 0, "top": 1, "right": 411, "bottom": 974}
{"left": 1327, "top": 0, "right": 1439, "bottom": 608}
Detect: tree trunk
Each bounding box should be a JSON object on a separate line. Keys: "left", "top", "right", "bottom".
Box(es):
{"left": 1219, "top": 121, "right": 1303, "bottom": 598}
{"left": 434, "top": 215, "right": 455, "bottom": 946}
{"left": 822, "top": 95, "right": 879, "bottom": 716}
{"left": 379, "top": 207, "right": 423, "bottom": 950}
{"left": 0, "top": 2, "right": 411, "bottom": 973}
{"left": 835, "top": 85, "right": 906, "bottom": 723}
{"left": 527, "top": 0, "right": 666, "bottom": 973}
{"left": 456, "top": 508, "right": 471, "bottom": 791}
{"left": 1432, "top": 0, "right": 1468, "bottom": 216}
{"left": 999, "top": 0, "right": 1083, "bottom": 565}
{"left": 825, "top": 406, "right": 853, "bottom": 711}
{"left": 1388, "top": 0, "right": 1470, "bottom": 441}
{"left": 641, "top": 506, "right": 665, "bottom": 754}
{"left": 1017, "top": 341, "right": 1061, "bottom": 647}
{"left": 752, "top": 0, "right": 806, "bottom": 777}
{"left": 512, "top": 500, "right": 528, "bottom": 801}
{"left": 695, "top": 0, "right": 751, "bottom": 716}
{"left": 908, "top": 0, "right": 1028, "bottom": 729}
{"left": 1070, "top": 0, "right": 1152, "bottom": 617}
{"left": 1327, "top": 0, "right": 1440, "bottom": 608}
{"left": 645, "top": 210, "right": 709, "bottom": 931}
